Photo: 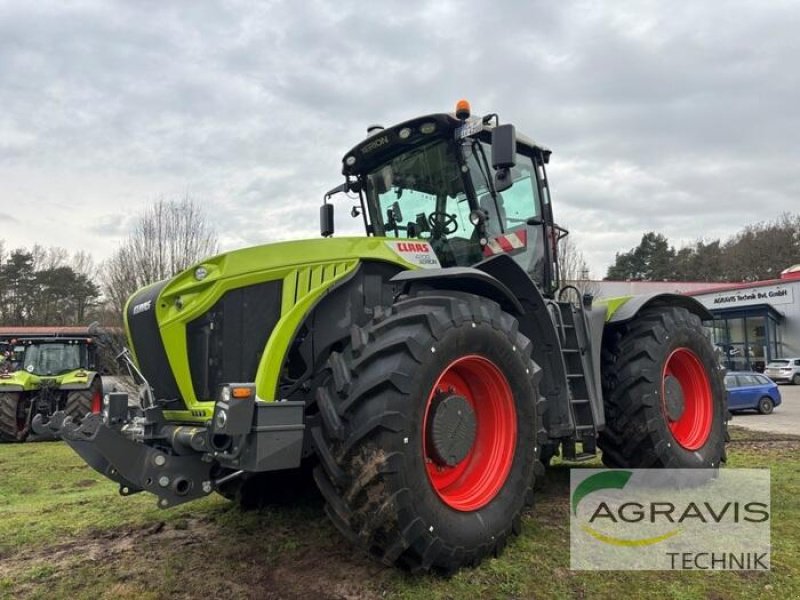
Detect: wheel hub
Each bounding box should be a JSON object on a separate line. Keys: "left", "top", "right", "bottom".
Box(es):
{"left": 426, "top": 391, "right": 477, "bottom": 467}
{"left": 663, "top": 375, "right": 685, "bottom": 422}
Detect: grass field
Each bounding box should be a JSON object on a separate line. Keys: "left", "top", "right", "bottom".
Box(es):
{"left": 1, "top": 427, "right": 798, "bottom": 599}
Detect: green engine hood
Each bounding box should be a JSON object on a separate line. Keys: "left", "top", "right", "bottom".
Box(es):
{"left": 124, "top": 236, "right": 438, "bottom": 422}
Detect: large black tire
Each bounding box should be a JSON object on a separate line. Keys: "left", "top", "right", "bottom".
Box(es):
{"left": 64, "top": 378, "right": 102, "bottom": 422}
{"left": 793, "top": 373, "right": 800, "bottom": 386}
{"left": 312, "top": 293, "right": 543, "bottom": 573}
{"left": 599, "top": 306, "right": 727, "bottom": 469}
{"left": 0, "top": 392, "right": 29, "bottom": 442}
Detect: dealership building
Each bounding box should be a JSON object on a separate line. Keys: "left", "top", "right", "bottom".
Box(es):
{"left": 589, "top": 265, "right": 800, "bottom": 372}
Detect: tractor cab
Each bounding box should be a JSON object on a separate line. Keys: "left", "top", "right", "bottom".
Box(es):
{"left": 17, "top": 338, "right": 95, "bottom": 377}
{"left": 334, "top": 101, "right": 561, "bottom": 296}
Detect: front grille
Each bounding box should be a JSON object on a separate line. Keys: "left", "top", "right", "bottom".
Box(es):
{"left": 187, "top": 281, "right": 282, "bottom": 401}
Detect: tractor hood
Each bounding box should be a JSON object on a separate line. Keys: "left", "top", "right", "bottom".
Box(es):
{"left": 154, "top": 237, "right": 434, "bottom": 314}
{"left": 124, "top": 237, "right": 438, "bottom": 421}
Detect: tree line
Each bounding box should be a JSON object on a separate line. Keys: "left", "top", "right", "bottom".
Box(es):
{"left": 0, "top": 245, "right": 99, "bottom": 326}
{"left": 605, "top": 213, "right": 800, "bottom": 282}
{"left": 0, "top": 196, "right": 218, "bottom": 327}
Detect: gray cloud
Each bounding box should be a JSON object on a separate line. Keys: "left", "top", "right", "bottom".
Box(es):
{"left": 0, "top": 0, "right": 798, "bottom": 277}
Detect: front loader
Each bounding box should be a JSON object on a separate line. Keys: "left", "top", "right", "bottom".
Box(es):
{"left": 39, "top": 101, "right": 727, "bottom": 573}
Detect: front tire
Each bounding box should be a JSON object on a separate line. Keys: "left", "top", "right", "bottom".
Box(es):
{"left": 312, "top": 293, "right": 543, "bottom": 573}
{"left": 600, "top": 306, "right": 727, "bottom": 468}
{"left": 0, "top": 392, "right": 29, "bottom": 442}
{"left": 793, "top": 374, "right": 800, "bottom": 386}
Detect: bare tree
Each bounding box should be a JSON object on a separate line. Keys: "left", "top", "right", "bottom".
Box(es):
{"left": 557, "top": 234, "right": 598, "bottom": 300}
{"left": 102, "top": 195, "right": 219, "bottom": 317}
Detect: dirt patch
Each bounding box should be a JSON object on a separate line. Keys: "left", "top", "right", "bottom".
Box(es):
{"left": 1, "top": 515, "right": 390, "bottom": 599}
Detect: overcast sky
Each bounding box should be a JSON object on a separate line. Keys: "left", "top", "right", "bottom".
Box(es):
{"left": 1, "top": 0, "right": 798, "bottom": 277}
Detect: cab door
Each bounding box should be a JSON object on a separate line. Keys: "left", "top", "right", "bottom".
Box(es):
{"left": 463, "top": 142, "right": 552, "bottom": 291}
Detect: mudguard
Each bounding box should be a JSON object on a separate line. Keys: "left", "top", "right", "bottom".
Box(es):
{"left": 598, "top": 293, "right": 713, "bottom": 324}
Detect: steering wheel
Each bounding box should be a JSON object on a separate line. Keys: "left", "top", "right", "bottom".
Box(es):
{"left": 428, "top": 211, "right": 459, "bottom": 235}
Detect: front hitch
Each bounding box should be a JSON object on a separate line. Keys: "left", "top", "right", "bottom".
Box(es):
{"left": 33, "top": 386, "right": 305, "bottom": 509}
{"left": 33, "top": 410, "right": 214, "bottom": 507}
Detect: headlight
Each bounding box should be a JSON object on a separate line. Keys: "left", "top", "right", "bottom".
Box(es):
{"left": 469, "top": 209, "right": 486, "bottom": 227}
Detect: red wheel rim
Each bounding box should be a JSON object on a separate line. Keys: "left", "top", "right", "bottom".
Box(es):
{"left": 422, "top": 355, "right": 517, "bottom": 511}
{"left": 91, "top": 388, "right": 102, "bottom": 414}
{"left": 662, "top": 348, "right": 713, "bottom": 450}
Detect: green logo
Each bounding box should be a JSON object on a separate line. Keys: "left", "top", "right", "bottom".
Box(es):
{"left": 572, "top": 470, "right": 680, "bottom": 547}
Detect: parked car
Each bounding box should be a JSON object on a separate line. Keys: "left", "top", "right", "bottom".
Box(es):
{"left": 724, "top": 372, "right": 782, "bottom": 414}
{"left": 764, "top": 358, "right": 800, "bottom": 385}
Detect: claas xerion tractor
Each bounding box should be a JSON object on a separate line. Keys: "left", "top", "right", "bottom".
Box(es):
{"left": 39, "top": 101, "right": 727, "bottom": 573}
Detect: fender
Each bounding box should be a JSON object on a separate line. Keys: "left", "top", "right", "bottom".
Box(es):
{"left": 599, "top": 293, "right": 712, "bottom": 324}
{"left": 59, "top": 371, "right": 100, "bottom": 391}
{"left": 391, "top": 266, "right": 525, "bottom": 315}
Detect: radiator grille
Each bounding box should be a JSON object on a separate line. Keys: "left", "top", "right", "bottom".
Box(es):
{"left": 186, "top": 281, "right": 282, "bottom": 401}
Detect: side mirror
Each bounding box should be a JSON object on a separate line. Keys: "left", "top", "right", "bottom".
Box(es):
{"left": 320, "top": 203, "right": 334, "bottom": 237}
{"left": 492, "top": 124, "right": 516, "bottom": 193}
{"left": 491, "top": 124, "right": 516, "bottom": 169}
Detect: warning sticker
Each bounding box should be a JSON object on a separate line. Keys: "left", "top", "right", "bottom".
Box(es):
{"left": 385, "top": 240, "right": 441, "bottom": 269}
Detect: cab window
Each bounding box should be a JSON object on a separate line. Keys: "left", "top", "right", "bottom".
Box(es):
{"left": 463, "top": 141, "right": 540, "bottom": 236}
{"left": 365, "top": 140, "right": 483, "bottom": 266}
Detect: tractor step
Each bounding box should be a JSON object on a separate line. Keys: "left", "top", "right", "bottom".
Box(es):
{"left": 563, "top": 453, "right": 597, "bottom": 462}
{"left": 560, "top": 439, "right": 597, "bottom": 462}
{"left": 556, "top": 301, "right": 600, "bottom": 441}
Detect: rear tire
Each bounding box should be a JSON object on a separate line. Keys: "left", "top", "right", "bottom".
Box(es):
{"left": 757, "top": 397, "right": 774, "bottom": 415}
{"left": 0, "top": 392, "right": 29, "bottom": 442}
{"left": 64, "top": 379, "right": 102, "bottom": 422}
{"left": 312, "top": 293, "right": 543, "bottom": 573}
{"left": 600, "top": 306, "right": 727, "bottom": 468}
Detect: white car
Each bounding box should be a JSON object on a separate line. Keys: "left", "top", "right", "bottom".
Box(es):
{"left": 764, "top": 358, "right": 800, "bottom": 385}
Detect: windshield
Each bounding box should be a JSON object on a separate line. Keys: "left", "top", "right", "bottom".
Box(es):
{"left": 767, "top": 360, "right": 789, "bottom": 367}
{"left": 23, "top": 343, "right": 84, "bottom": 375}
{"left": 366, "top": 139, "right": 482, "bottom": 266}
{"left": 362, "top": 134, "right": 547, "bottom": 284}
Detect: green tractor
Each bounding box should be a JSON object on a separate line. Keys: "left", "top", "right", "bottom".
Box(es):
{"left": 40, "top": 102, "right": 727, "bottom": 573}
{"left": 1, "top": 330, "right": 103, "bottom": 442}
